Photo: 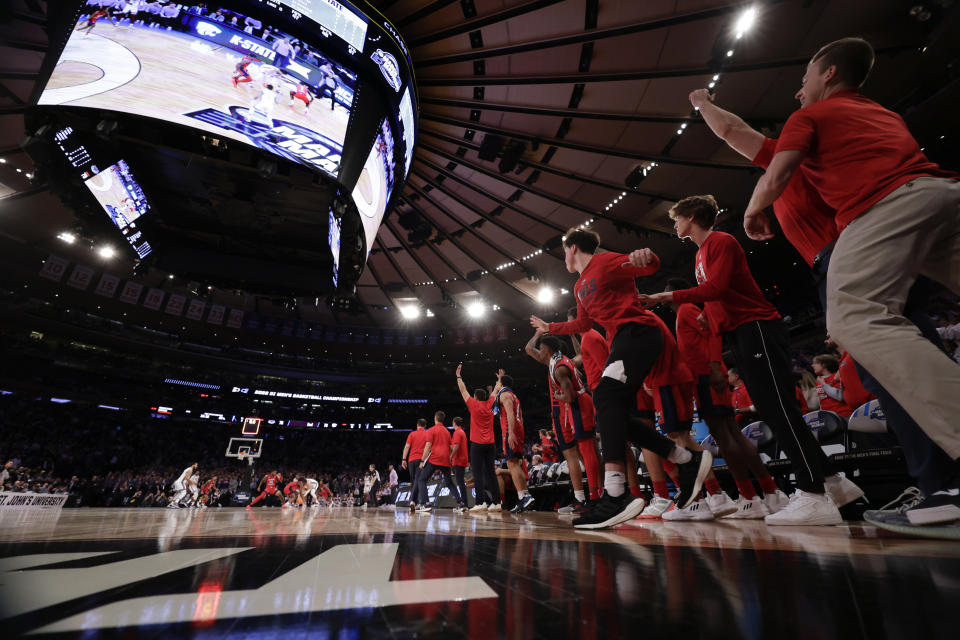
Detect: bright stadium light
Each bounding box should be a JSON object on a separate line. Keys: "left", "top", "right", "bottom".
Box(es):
{"left": 537, "top": 287, "right": 554, "bottom": 304}
{"left": 399, "top": 305, "right": 420, "bottom": 319}
{"left": 467, "top": 301, "right": 485, "bottom": 318}
{"left": 57, "top": 232, "right": 75, "bottom": 244}
{"left": 735, "top": 6, "right": 757, "bottom": 37}
{"left": 97, "top": 245, "right": 115, "bottom": 259}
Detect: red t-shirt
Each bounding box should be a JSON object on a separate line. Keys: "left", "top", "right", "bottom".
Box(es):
{"left": 675, "top": 303, "right": 714, "bottom": 376}
{"left": 406, "top": 427, "right": 428, "bottom": 461}
{"left": 775, "top": 89, "right": 957, "bottom": 232}
{"left": 425, "top": 423, "right": 453, "bottom": 467}
{"left": 732, "top": 384, "right": 754, "bottom": 425}
{"left": 837, "top": 351, "right": 875, "bottom": 412}
{"left": 671, "top": 231, "right": 781, "bottom": 335}
{"left": 579, "top": 328, "right": 608, "bottom": 391}
{"left": 540, "top": 434, "right": 559, "bottom": 463}
{"left": 817, "top": 372, "right": 852, "bottom": 418}
{"left": 548, "top": 251, "right": 661, "bottom": 340}
{"left": 753, "top": 137, "right": 838, "bottom": 266}
{"left": 451, "top": 426, "right": 469, "bottom": 467}
{"left": 465, "top": 397, "right": 495, "bottom": 445}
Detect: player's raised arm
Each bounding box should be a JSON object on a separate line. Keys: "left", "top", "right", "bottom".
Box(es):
{"left": 689, "top": 88, "right": 765, "bottom": 160}
{"left": 524, "top": 329, "right": 549, "bottom": 365}
{"left": 455, "top": 364, "right": 471, "bottom": 403}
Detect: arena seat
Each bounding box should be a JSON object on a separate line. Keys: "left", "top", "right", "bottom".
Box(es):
{"left": 847, "top": 400, "right": 888, "bottom": 433}
{"left": 803, "top": 410, "right": 848, "bottom": 456}
{"left": 700, "top": 433, "right": 720, "bottom": 458}
{"left": 544, "top": 462, "right": 561, "bottom": 484}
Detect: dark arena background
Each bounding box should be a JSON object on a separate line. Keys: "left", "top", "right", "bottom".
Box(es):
{"left": 0, "top": 1, "right": 959, "bottom": 638}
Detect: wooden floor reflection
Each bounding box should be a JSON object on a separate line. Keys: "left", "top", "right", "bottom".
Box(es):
{"left": 2, "top": 507, "right": 958, "bottom": 639}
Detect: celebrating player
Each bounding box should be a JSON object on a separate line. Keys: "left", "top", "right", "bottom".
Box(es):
{"left": 524, "top": 330, "right": 597, "bottom": 510}
{"left": 531, "top": 228, "right": 712, "bottom": 529}
{"left": 416, "top": 412, "right": 465, "bottom": 513}
{"left": 494, "top": 372, "right": 535, "bottom": 512}
{"left": 456, "top": 364, "right": 501, "bottom": 512}
{"left": 401, "top": 419, "right": 428, "bottom": 511}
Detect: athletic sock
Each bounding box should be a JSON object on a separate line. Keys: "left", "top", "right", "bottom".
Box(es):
{"left": 630, "top": 486, "right": 644, "bottom": 498}
{"left": 577, "top": 439, "right": 601, "bottom": 501}
{"left": 653, "top": 481, "right": 670, "bottom": 499}
{"left": 518, "top": 490, "right": 529, "bottom": 498}
{"left": 758, "top": 474, "right": 778, "bottom": 495}
{"left": 661, "top": 460, "right": 678, "bottom": 475}
{"left": 705, "top": 477, "right": 722, "bottom": 496}
{"left": 574, "top": 489, "right": 585, "bottom": 502}
{"left": 736, "top": 480, "right": 757, "bottom": 500}
{"left": 667, "top": 446, "right": 692, "bottom": 465}
{"left": 589, "top": 488, "right": 602, "bottom": 500}
{"left": 604, "top": 471, "right": 626, "bottom": 497}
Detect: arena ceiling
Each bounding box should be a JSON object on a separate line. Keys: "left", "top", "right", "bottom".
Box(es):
{"left": 0, "top": 0, "right": 956, "bottom": 332}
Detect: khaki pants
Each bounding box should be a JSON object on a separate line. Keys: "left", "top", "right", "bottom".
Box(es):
{"left": 827, "top": 177, "right": 960, "bottom": 459}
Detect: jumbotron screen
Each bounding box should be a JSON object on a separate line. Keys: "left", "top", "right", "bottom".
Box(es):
{"left": 352, "top": 118, "right": 396, "bottom": 257}
{"left": 38, "top": 3, "right": 359, "bottom": 177}
{"left": 83, "top": 160, "right": 153, "bottom": 259}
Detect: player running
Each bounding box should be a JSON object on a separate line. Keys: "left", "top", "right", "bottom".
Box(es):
{"left": 282, "top": 477, "right": 302, "bottom": 508}
{"left": 76, "top": 8, "right": 117, "bottom": 35}
{"left": 531, "top": 228, "right": 712, "bottom": 529}
{"left": 232, "top": 55, "right": 256, "bottom": 88}
{"left": 289, "top": 82, "right": 314, "bottom": 115}
{"left": 167, "top": 462, "right": 197, "bottom": 508}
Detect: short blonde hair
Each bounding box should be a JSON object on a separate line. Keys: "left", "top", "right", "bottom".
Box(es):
{"left": 668, "top": 195, "right": 720, "bottom": 229}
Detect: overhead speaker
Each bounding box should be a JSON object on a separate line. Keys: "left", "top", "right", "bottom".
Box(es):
{"left": 478, "top": 134, "right": 505, "bottom": 161}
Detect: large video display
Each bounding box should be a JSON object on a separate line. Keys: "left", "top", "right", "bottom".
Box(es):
{"left": 39, "top": 3, "right": 358, "bottom": 177}
{"left": 351, "top": 118, "right": 396, "bottom": 257}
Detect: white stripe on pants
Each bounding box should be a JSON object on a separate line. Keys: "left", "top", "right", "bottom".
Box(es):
{"left": 827, "top": 177, "right": 960, "bottom": 459}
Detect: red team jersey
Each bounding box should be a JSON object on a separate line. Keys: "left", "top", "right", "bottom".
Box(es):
{"left": 732, "top": 384, "right": 754, "bottom": 425}
{"left": 466, "top": 397, "right": 495, "bottom": 445}
{"left": 671, "top": 232, "right": 781, "bottom": 336}
{"left": 425, "top": 423, "right": 453, "bottom": 467}
{"left": 549, "top": 352, "right": 596, "bottom": 435}
{"left": 264, "top": 473, "right": 280, "bottom": 493}
{"left": 540, "top": 433, "right": 559, "bottom": 463}
{"left": 201, "top": 480, "right": 216, "bottom": 494}
{"left": 283, "top": 480, "right": 300, "bottom": 495}
{"left": 675, "top": 303, "right": 714, "bottom": 376}
{"left": 579, "top": 328, "right": 608, "bottom": 391}
{"left": 496, "top": 389, "right": 525, "bottom": 454}
{"left": 406, "top": 427, "right": 428, "bottom": 461}
{"left": 451, "top": 426, "right": 469, "bottom": 466}
{"left": 837, "top": 351, "right": 876, "bottom": 412}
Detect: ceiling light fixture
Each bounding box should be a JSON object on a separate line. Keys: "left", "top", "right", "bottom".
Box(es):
{"left": 467, "top": 301, "right": 485, "bottom": 318}
{"left": 537, "top": 287, "right": 554, "bottom": 304}
{"left": 97, "top": 246, "right": 115, "bottom": 259}
{"left": 399, "top": 305, "right": 420, "bottom": 319}
{"left": 57, "top": 232, "right": 75, "bottom": 244}
{"left": 734, "top": 6, "right": 757, "bottom": 36}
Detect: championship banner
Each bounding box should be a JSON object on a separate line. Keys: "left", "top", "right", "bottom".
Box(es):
{"left": 244, "top": 312, "right": 261, "bottom": 331}
{"left": 94, "top": 273, "right": 121, "bottom": 298}
{"left": 383, "top": 329, "right": 394, "bottom": 346}
{"left": 427, "top": 330, "right": 439, "bottom": 346}
{"left": 143, "top": 287, "right": 165, "bottom": 310}
{"left": 397, "top": 331, "right": 409, "bottom": 346}
{"left": 368, "top": 329, "right": 380, "bottom": 345}
{"left": 186, "top": 299, "right": 206, "bottom": 321}
{"left": 262, "top": 317, "right": 279, "bottom": 334}
{"left": 469, "top": 327, "right": 480, "bottom": 344}
{"left": 226, "top": 308, "right": 244, "bottom": 329}
{"left": 454, "top": 328, "right": 465, "bottom": 345}
{"left": 0, "top": 492, "right": 69, "bottom": 509}
{"left": 207, "top": 304, "right": 225, "bottom": 325}
{"left": 353, "top": 331, "right": 365, "bottom": 344}
{"left": 66, "top": 264, "right": 95, "bottom": 291}
{"left": 39, "top": 254, "right": 69, "bottom": 282}
{"left": 413, "top": 333, "right": 424, "bottom": 346}
{"left": 119, "top": 281, "right": 144, "bottom": 305}
{"left": 280, "top": 319, "right": 296, "bottom": 337}
{"left": 496, "top": 324, "right": 509, "bottom": 341}
{"left": 164, "top": 293, "right": 186, "bottom": 316}
{"left": 482, "top": 326, "right": 494, "bottom": 343}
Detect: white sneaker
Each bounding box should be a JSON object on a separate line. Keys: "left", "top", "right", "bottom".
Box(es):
{"left": 487, "top": 503, "right": 502, "bottom": 513}
{"left": 662, "top": 499, "right": 714, "bottom": 521}
{"left": 469, "top": 503, "right": 489, "bottom": 513}
{"left": 764, "top": 490, "right": 842, "bottom": 526}
{"left": 723, "top": 496, "right": 770, "bottom": 519}
{"left": 638, "top": 496, "right": 673, "bottom": 519}
{"left": 705, "top": 491, "right": 738, "bottom": 517}
{"left": 416, "top": 505, "right": 432, "bottom": 513}
{"left": 824, "top": 473, "right": 864, "bottom": 507}
{"left": 763, "top": 489, "right": 790, "bottom": 514}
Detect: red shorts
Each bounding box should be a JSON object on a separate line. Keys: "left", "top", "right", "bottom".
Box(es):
{"left": 654, "top": 382, "right": 695, "bottom": 433}
{"left": 636, "top": 388, "right": 655, "bottom": 416}
{"left": 292, "top": 90, "right": 311, "bottom": 105}
{"left": 695, "top": 374, "right": 734, "bottom": 416}
{"left": 561, "top": 394, "right": 596, "bottom": 439}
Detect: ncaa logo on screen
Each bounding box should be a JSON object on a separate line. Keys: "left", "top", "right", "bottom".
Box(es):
{"left": 195, "top": 22, "right": 222, "bottom": 37}
{"left": 371, "top": 49, "right": 401, "bottom": 92}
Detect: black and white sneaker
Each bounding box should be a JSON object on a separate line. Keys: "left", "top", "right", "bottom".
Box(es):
{"left": 510, "top": 494, "right": 536, "bottom": 513}
{"left": 906, "top": 488, "right": 960, "bottom": 525}
{"left": 673, "top": 450, "right": 713, "bottom": 509}
{"left": 572, "top": 491, "right": 646, "bottom": 530}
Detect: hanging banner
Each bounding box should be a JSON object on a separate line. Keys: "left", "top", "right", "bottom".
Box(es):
{"left": 186, "top": 299, "right": 206, "bottom": 321}
{"left": 207, "top": 304, "right": 225, "bottom": 325}
{"left": 226, "top": 308, "right": 244, "bottom": 328}
{"left": 482, "top": 326, "right": 494, "bottom": 343}
{"left": 469, "top": 327, "right": 480, "bottom": 344}
{"left": 38, "top": 254, "right": 69, "bottom": 282}
{"left": 66, "top": 264, "right": 95, "bottom": 291}
{"left": 427, "top": 330, "right": 440, "bottom": 346}
{"left": 263, "top": 316, "right": 279, "bottom": 334}
{"left": 164, "top": 294, "right": 186, "bottom": 316}
{"left": 93, "top": 273, "right": 121, "bottom": 298}
{"left": 143, "top": 288, "right": 165, "bottom": 310}
{"left": 496, "top": 324, "right": 508, "bottom": 341}
{"left": 454, "top": 328, "right": 465, "bottom": 345}
{"left": 244, "top": 312, "right": 261, "bottom": 331}
{"left": 382, "top": 329, "right": 394, "bottom": 346}
{"left": 119, "top": 281, "right": 143, "bottom": 305}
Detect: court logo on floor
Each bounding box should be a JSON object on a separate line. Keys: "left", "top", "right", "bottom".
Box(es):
{"left": 2, "top": 543, "right": 496, "bottom": 633}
